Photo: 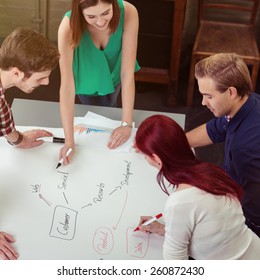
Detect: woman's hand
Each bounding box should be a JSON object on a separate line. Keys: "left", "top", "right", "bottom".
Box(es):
{"left": 108, "top": 126, "right": 132, "bottom": 149}
{"left": 59, "top": 143, "right": 75, "bottom": 166}
{"left": 137, "top": 216, "right": 165, "bottom": 236}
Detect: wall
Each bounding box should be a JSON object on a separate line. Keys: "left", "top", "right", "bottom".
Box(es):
{"left": 48, "top": 0, "right": 71, "bottom": 40}
{"left": 0, "top": 0, "right": 36, "bottom": 36}
{"left": 0, "top": 0, "right": 70, "bottom": 41}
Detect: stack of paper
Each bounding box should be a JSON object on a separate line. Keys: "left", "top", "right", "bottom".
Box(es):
{"left": 73, "top": 112, "right": 136, "bottom": 152}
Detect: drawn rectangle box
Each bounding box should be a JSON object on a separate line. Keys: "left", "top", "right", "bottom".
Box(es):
{"left": 49, "top": 205, "right": 78, "bottom": 240}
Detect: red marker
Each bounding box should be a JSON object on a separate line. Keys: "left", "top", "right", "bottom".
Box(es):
{"left": 134, "top": 213, "right": 163, "bottom": 232}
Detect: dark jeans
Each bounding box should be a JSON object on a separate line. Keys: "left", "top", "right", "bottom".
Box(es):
{"left": 77, "top": 84, "right": 121, "bottom": 107}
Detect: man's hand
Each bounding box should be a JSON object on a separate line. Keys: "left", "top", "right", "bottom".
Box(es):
{"left": 0, "top": 231, "right": 18, "bottom": 260}
{"left": 16, "top": 129, "right": 53, "bottom": 149}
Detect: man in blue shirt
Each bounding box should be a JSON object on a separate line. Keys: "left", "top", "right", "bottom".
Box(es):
{"left": 186, "top": 53, "right": 260, "bottom": 237}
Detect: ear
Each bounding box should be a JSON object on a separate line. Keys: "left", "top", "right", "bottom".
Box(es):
{"left": 228, "top": 87, "right": 238, "bottom": 100}
{"left": 11, "top": 67, "right": 25, "bottom": 82}
{"left": 151, "top": 153, "right": 162, "bottom": 167}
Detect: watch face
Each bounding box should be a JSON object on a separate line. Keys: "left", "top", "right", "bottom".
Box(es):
{"left": 121, "top": 121, "right": 132, "bottom": 128}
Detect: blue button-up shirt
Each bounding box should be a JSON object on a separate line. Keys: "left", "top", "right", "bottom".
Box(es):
{"left": 206, "top": 93, "right": 260, "bottom": 231}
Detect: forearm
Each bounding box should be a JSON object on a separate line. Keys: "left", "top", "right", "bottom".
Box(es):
{"left": 58, "top": 16, "right": 75, "bottom": 146}
{"left": 60, "top": 89, "right": 75, "bottom": 145}
{"left": 186, "top": 124, "right": 213, "bottom": 148}
{"left": 120, "top": 2, "right": 138, "bottom": 125}
{"left": 120, "top": 74, "right": 135, "bottom": 124}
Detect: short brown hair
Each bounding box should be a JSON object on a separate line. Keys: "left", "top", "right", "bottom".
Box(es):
{"left": 70, "top": 0, "right": 120, "bottom": 47}
{"left": 0, "top": 28, "right": 60, "bottom": 77}
{"left": 195, "top": 53, "right": 253, "bottom": 98}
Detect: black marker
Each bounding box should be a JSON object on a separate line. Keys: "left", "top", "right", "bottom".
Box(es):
{"left": 56, "top": 148, "right": 73, "bottom": 169}
{"left": 39, "top": 137, "right": 65, "bottom": 143}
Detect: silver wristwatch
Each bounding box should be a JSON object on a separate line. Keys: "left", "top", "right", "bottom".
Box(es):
{"left": 121, "top": 121, "right": 132, "bottom": 128}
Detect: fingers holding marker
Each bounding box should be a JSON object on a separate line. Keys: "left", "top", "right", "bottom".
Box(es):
{"left": 57, "top": 147, "right": 73, "bottom": 169}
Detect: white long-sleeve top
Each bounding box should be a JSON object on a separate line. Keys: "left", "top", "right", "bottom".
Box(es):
{"left": 163, "top": 187, "right": 260, "bottom": 260}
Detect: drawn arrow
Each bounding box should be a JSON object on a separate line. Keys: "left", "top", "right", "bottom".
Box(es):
{"left": 39, "top": 193, "right": 52, "bottom": 207}
{"left": 113, "top": 190, "right": 128, "bottom": 230}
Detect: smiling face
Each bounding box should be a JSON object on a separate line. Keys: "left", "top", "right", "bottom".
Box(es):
{"left": 17, "top": 70, "right": 51, "bottom": 93}
{"left": 82, "top": 2, "right": 113, "bottom": 31}
{"left": 198, "top": 77, "right": 233, "bottom": 117}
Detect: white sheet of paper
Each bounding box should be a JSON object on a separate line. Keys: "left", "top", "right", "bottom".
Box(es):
{"left": 0, "top": 126, "right": 166, "bottom": 260}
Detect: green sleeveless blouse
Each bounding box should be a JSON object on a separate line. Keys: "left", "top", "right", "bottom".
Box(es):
{"left": 65, "top": 0, "right": 140, "bottom": 96}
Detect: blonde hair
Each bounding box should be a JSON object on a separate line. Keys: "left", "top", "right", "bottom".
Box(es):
{"left": 195, "top": 53, "right": 253, "bottom": 97}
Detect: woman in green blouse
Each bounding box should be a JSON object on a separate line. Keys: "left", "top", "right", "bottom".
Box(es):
{"left": 58, "top": 0, "right": 139, "bottom": 163}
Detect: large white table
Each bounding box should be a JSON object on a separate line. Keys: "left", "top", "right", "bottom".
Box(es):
{"left": 1, "top": 98, "right": 186, "bottom": 260}
{"left": 11, "top": 98, "right": 185, "bottom": 128}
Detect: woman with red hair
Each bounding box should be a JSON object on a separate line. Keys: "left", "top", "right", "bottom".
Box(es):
{"left": 134, "top": 115, "right": 260, "bottom": 259}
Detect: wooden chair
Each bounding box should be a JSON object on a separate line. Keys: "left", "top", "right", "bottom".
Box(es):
{"left": 187, "top": 0, "right": 260, "bottom": 107}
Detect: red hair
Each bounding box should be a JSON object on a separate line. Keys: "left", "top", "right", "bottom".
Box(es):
{"left": 135, "top": 115, "right": 243, "bottom": 201}
{"left": 70, "top": 0, "right": 120, "bottom": 46}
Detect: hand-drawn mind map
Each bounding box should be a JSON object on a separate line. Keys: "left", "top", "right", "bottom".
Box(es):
{"left": 0, "top": 130, "right": 165, "bottom": 259}
{"left": 30, "top": 155, "right": 162, "bottom": 259}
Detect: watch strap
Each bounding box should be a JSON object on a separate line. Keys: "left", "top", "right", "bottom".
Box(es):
{"left": 7, "top": 131, "right": 24, "bottom": 146}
